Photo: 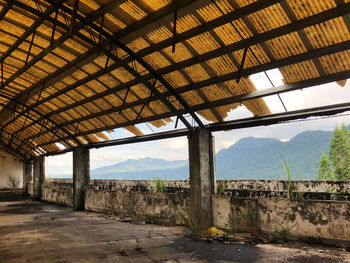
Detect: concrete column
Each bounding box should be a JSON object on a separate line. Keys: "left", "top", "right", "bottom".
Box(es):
{"left": 73, "top": 146, "right": 90, "bottom": 211}
{"left": 22, "top": 161, "right": 33, "bottom": 194}
{"left": 188, "top": 128, "right": 216, "bottom": 230}
{"left": 33, "top": 156, "right": 46, "bottom": 200}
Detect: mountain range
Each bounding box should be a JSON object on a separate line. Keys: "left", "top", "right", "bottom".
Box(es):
{"left": 86, "top": 126, "right": 349, "bottom": 180}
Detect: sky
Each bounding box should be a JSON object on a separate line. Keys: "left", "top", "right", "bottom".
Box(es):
{"left": 47, "top": 69, "right": 350, "bottom": 176}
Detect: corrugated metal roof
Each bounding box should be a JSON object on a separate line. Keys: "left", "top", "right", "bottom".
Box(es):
{"left": 0, "top": 0, "right": 348, "bottom": 158}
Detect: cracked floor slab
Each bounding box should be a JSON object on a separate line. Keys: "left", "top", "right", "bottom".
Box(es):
{"left": 0, "top": 191, "right": 350, "bottom": 263}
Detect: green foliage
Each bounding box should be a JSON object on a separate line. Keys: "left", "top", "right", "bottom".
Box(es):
{"left": 318, "top": 154, "right": 333, "bottom": 180}
{"left": 326, "top": 188, "right": 349, "bottom": 201}
{"left": 279, "top": 228, "right": 289, "bottom": 242}
{"left": 133, "top": 238, "right": 143, "bottom": 251}
{"left": 42, "top": 177, "right": 51, "bottom": 187}
{"left": 7, "top": 174, "right": 20, "bottom": 189}
{"left": 146, "top": 230, "right": 152, "bottom": 238}
{"left": 319, "top": 124, "right": 350, "bottom": 180}
{"left": 244, "top": 202, "right": 257, "bottom": 235}
{"left": 281, "top": 158, "right": 293, "bottom": 199}
{"left": 176, "top": 206, "right": 201, "bottom": 235}
{"left": 216, "top": 131, "right": 333, "bottom": 180}
{"left": 216, "top": 180, "right": 228, "bottom": 194}
{"left": 224, "top": 214, "right": 237, "bottom": 236}
{"left": 155, "top": 177, "right": 165, "bottom": 193}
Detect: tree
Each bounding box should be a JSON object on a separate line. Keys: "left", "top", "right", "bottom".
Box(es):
{"left": 320, "top": 124, "right": 350, "bottom": 180}
{"left": 329, "top": 124, "right": 350, "bottom": 180}
{"left": 318, "top": 154, "right": 333, "bottom": 180}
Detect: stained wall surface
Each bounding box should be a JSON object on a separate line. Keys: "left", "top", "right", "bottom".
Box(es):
{"left": 0, "top": 151, "right": 23, "bottom": 189}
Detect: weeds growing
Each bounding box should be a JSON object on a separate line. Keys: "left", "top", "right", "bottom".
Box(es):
{"left": 7, "top": 174, "right": 20, "bottom": 189}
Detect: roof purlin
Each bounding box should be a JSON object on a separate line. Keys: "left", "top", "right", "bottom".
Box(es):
{"left": 16, "top": 40, "right": 350, "bottom": 145}
{"left": 0, "top": 0, "right": 198, "bottom": 136}
{"left": 26, "top": 71, "right": 350, "bottom": 152}
{"left": 16, "top": 0, "right": 281, "bottom": 117}
{"left": 0, "top": 0, "right": 349, "bottom": 158}
{"left": 0, "top": 0, "right": 127, "bottom": 125}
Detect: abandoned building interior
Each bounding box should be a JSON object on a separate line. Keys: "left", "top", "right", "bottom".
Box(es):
{"left": 0, "top": 0, "right": 350, "bottom": 262}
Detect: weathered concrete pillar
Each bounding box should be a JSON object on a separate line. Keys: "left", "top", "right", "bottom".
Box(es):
{"left": 22, "top": 161, "right": 33, "bottom": 194}
{"left": 73, "top": 146, "right": 90, "bottom": 211}
{"left": 188, "top": 128, "right": 216, "bottom": 230}
{"left": 33, "top": 156, "right": 46, "bottom": 200}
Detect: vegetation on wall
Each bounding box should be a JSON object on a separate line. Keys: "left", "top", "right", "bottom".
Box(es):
{"left": 318, "top": 124, "right": 350, "bottom": 180}
{"left": 7, "top": 174, "right": 20, "bottom": 189}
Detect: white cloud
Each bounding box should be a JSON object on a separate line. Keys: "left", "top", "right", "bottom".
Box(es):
{"left": 47, "top": 153, "right": 72, "bottom": 175}
{"left": 159, "top": 137, "right": 187, "bottom": 150}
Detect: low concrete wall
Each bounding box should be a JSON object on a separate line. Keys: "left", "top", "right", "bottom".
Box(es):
{"left": 85, "top": 189, "right": 190, "bottom": 224}
{"left": 41, "top": 179, "right": 73, "bottom": 207}
{"left": 39, "top": 179, "right": 350, "bottom": 245}
{"left": 217, "top": 180, "right": 350, "bottom": 199}
{"left": 213, "top": 195, "right": 350, "bottom": 246}
{"left": 89, "top": 179, "right": 189, "bottom": 193}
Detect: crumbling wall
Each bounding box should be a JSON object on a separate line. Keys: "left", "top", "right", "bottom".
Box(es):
{"left": 0, "top": 151, "right": 23, "bottom": 189}
{"left": 212, "top": 195, "right": 350, "bottom": 246}
{"left": 86, "top": 180, "right": 190, "bottom": 224}
{"left": 89, "top": 179, "right": 189, "bottom": 193}
{"left": 85, "top": 189, "right": 190, "bottom": 224}
{"left": 39, "top": 179, "right": 350, "bottom": 245}
{"left": 41, "top": 178, "right": 73, "bottom": 207}
{"left": 216, "top": 180, "right": 350, "bottom": 199}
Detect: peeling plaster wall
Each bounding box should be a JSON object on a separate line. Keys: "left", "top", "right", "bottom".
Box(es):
{"left": 41, "top": 179, "right": 72, "bottom": 207}
{"left": 40, "top": 179, "right": 350, "bottom": 245}
{"left": 212, "top": 196, "right": 350, "bottom": 246}
{"left": 85, "top": 180, "right": 190, "bottom": 224}
{"left": 217, "top": 180, "right": 350, "bottom": 199}
{"left": 90, "top": 179, "right": 189, "bottom": 193}
{"left": 0, "top": 151, "right": 23, "bottom": 189}
{"left": 85, "top": 189, "right": 190, "bottom": 224}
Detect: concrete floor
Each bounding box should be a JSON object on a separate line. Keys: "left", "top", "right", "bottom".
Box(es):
{"left": 1, "top": 191, "right": 350, "bottom": 263}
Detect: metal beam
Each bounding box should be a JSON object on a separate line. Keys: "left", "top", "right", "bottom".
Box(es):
{"left": 19, "top": 40, "right": 350, "bottom": 134}
{"left": 33, "top": 112, "right": 174, "bottom": 149}
{"left": 1, "top": 0, "right": 66, "bottom": 64}
{"left": 0, "top": 102, "right": 67, "bottom": 155}
{"left": 2, "top": 0, "right": 350, "bottom": 155}
{"left": 190, "top": 70, "right": 350, "bottom": 112}
{"left": 23, "top": 0, "right": 281, "bottom": 112}
{"left": 68, "top": 0, "right": 79, "bottom": 37}
{"left": 39, "top": 101, "right": 350, "bottom": 157}
{"left": 20, "top": 3, "right": 350, "bottom": 127}
{"left": 0, "top": 0, "right": 126, "bottom": 125}
{"left": 151, "top": 3, "right": 350, "bottom": 77}
{"left": 0, "top": 0, "right": 298, "bottom": 132}
{"left": 42, "top": 128, "right": 190, "bottom": 157}
{"left": 0, "top": 140, "right": 26, "bottom": 160}
{"left": 0, "top": 94, "right": 81, "bottom": 147}
{"left": 207, "top": 102, "right": 350, "bottom": 132}
{"left": 31, "top": 68, "right": 350, "bottom": 147}
{"left": 5, "top": 0, "right": 195, "bottom": 105}
{"left": 0, "top": 3, "right": 11, "bottom": 22}
{"left": 0, "top": 0, "right": 196, "bottom": 130}
{"left": 137, "top": 0, "right": 282, "bottom": 58}
{"left": 105, "top": 40, "right": 197, "bottom": 129}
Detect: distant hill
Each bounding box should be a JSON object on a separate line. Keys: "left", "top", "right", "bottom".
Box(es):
{"left": 49, "top": 126, "right": 349, "bottom": 180}
{"left": 91, "top": 157, "right": 188, "bottom": 180}
{"left": 215, "top": 130, "right": 332, "bottom": 180}
{"left": 92, "top": 157, "right": 186, "bottom": 174}
{"left": 89, "top": 128, "right": 340, "bottom": 180}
